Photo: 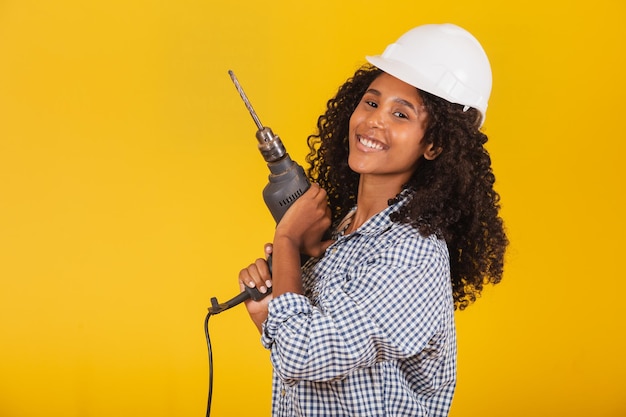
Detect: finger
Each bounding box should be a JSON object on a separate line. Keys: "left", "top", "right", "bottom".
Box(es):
{"left": 326, "top": 204, "right": 332, "bottom": 217}
{"left": 311, "top": 183, "right": 327, "bottom": 200}
{"left": 264, "top": 243, "right": 273, "bottom": 257}
{"left": 238, "top": 267, "right": 255, "bottom": 289}
{"left": 321, "top": 214, "right": 332, "bottom": 231}
{"left": 313, "top": 188, "right": 328, "bottom": 208}
{"left": 306, "top": 182, "right": 321, "bottom": 198}
{"left": 254, "top": 258, "right": 273, "bottom": 292}
{"left": 239, "top": 261, "right": 267, "bottom": 292}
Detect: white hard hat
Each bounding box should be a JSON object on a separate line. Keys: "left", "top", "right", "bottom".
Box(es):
{"left": 366, "top": 23, "right": 492, "bottom": 126}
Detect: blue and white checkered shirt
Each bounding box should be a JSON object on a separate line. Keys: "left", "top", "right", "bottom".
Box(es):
{"left": 262, "top": 194, "right": 456, "bottom": 416}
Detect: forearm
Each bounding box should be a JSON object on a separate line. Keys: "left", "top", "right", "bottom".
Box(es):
{"left": 271, "top": 234, "right": 304, "bottom": 297}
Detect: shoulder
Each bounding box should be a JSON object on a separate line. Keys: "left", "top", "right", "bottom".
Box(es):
{"left": 380, "top": 221, "right": 449, "bottom": 266}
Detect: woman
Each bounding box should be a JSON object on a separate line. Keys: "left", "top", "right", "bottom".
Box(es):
{"left": 238, "top": 23, "right": 508, "bottom": 417}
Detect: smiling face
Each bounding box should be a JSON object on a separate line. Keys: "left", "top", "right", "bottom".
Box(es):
{"left": 348, "top": 72, "right": 438, "bottom": 188}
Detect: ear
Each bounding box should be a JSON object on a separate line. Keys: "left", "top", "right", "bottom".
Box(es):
{"left": 423, "top": 143, "right": 443, "bottom": 160}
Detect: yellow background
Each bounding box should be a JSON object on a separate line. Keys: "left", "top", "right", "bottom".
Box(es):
{"left": 1, "top": 0, "right": 624, "bottom": 416}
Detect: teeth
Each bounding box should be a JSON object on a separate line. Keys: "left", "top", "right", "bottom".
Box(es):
{"left": 359, "top": 136, "right": 384, "bottom": 150}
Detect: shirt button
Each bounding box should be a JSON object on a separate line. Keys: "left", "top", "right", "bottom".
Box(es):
{"left": 281, "top": 389, "right": 286, "bottom": 397}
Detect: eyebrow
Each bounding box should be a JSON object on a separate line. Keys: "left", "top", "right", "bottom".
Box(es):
{"left": 365, "top": 88, "right": 419, "bottom": 114}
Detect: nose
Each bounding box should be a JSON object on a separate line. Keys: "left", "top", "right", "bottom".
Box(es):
{"left": 365, "top": 109, "right": 384, "bottom": 128}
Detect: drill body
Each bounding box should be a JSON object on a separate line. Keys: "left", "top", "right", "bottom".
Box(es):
{"left": 256, "top": 126, "right": 310, "bottom": 223}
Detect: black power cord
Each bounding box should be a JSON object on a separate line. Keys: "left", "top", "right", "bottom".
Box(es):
{"left": 204, "top": 311, "right": 214, "bottom": 417}
{"left": 204, "top": 286, "right": 270, "bottom": 417}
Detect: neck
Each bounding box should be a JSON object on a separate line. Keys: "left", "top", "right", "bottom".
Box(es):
{"left": 346, "top": 175, "right": 404, "bottom": 233}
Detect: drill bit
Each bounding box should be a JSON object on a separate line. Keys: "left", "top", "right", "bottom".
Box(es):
{"left": 228, "top": 70, "right": 264, "bottom": 131}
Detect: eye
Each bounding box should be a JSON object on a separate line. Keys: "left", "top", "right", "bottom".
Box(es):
{"left": 365, "top": 100, "right": 378, "bottom": 108}
{"left": 393, "top": 111, "right": 408, "bottom": 119}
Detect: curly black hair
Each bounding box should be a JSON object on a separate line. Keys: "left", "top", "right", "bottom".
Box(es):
{"left": 305, "top": 65, "right": 508, "bottom": 310}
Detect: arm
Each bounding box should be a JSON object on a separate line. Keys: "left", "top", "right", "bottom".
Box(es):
{"left": 271, "top": 183, "right": 333, "bottom": 298}
{"left": 263, "top": 233, "right": 453, "bottom": 384}
{"left": 239, "top": 184, "right": 333, "bottom": 333}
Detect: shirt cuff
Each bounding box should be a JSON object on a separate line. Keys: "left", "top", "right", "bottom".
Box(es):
{"left": 261, "top": 292, "right": 311, "bottom": 349}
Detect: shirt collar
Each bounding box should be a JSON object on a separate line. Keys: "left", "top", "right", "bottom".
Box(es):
{"left": 337, "top": 188, "right": 412, "bottom": 238}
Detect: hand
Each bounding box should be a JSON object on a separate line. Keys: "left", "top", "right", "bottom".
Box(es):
{"left": 274, "top": 183, "right": 334, "bottom": 258}
{"left": 238, "top": 243, "right": 273, "bottom": 333}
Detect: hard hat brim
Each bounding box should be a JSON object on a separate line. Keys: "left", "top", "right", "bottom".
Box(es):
{"left": 366, "top": 54, "right": 487, "bottom": 127}
{"left": 366, "top": 54, "right": 447, "bottom": 103}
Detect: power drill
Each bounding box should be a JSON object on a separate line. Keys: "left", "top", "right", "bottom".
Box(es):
{"left": 207, "top": 71, "right": 310, "bottom": 315}
{"left": 228, "top": 70, "right": 310, "bottom": 224}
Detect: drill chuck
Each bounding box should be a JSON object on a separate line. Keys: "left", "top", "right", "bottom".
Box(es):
{"left": 256, "top": 127, "right": 286, "bottom": 162}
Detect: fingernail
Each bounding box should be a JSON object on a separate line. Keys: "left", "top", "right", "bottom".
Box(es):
{"left": 265, "top": 280, "right": 272, "bottom": 288}
{"left": 248, "top": 281, "right": 255, "bottom": 288}
{"left": 260, "top": 286, "right": 267, "bottom": 294}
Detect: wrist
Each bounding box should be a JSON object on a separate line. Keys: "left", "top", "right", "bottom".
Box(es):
{"left": 250, "top": 312, "right": 267, "bottom": 333}
{"left": 273, "top": 232, "right": 301, "bottom": 252}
